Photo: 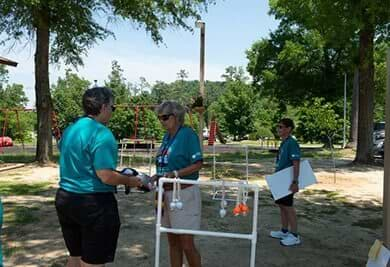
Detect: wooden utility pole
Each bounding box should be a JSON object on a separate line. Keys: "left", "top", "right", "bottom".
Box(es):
{"left": 384, "top": 48, "right": 390, "bottom": 247}
{"left": 196, "top": 20, "right": 205, "bottom": 150}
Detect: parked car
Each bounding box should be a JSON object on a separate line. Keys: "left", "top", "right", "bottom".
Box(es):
{"left": 203, "top": 127, "right": 209, "bottom": 140}
{"left": 373, "top": 122, "right": 385, "bottom": 158}
{"left": 0, "top": 136, "right": 13, "bottom": 147}
{"left": 375, "top": 141, "right": 384, "bottom": 158}
{"left": 374, "top": 122, "right": 385, "bottom": 139}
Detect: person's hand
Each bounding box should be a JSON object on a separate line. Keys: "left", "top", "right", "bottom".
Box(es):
{"left": 151, "top": 174, "right": 160, "bottom": 183}
{"left": 164, "top": 172, "right": 175, "bottom": 178}
{"left": 137, "top": 173, "right": 153, "bottom": 192}
{"left": 289, "top": 182, "right": 299, "bottom": 193}
{"left": 120, "top": 168, "right": 138, "bottom": 176}
{"left": 126, "top": 176, "right": 142, "bottom": 188}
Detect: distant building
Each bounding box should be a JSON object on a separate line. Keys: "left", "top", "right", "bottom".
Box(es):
{"left": 0, "top": 56, "right": 18, "bottom": 67}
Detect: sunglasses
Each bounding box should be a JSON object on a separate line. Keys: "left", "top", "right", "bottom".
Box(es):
{"left": 158, "top": 113, "right": 174, "bottom": 121}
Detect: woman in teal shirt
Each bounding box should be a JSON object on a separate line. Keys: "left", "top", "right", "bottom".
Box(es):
{"left": 55, "top": 87, "right": 141, "bottom": 267}
{"left": 155, "top": 101, "right": 203, "bottom": 267}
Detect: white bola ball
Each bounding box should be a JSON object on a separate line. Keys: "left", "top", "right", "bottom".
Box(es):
{"left": 222, "top": 200, "right": 228, "bottom": 208}
{"left": 170, "top": 202, "right": 176, "bottom": 210}
{"left": 219, "top": 208, "right": 226, "bottom": 218}
{"left": 176, "top": 202, "right": 183, "bottom": 210}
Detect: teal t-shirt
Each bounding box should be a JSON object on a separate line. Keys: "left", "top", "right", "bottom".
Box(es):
{"left": 59, "top": 117, "right": 117, "bottom": 193}
{"left": 276, "top": 135, "right": 301, "bottom": 172}
{"left": 156, "top": 127, "right": 203, "bottom": 180}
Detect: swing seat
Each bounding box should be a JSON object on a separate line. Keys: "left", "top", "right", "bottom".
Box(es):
{"left": 118, "top": 142, "right": 155, "bottom": 149}
{"left": 0, "top": 136, "right": 13, "bottom": 147}
{"left": 118, "top": 139, "right": 155, "bottom": 150}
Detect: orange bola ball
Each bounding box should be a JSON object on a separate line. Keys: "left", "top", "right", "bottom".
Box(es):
{"left": 233, "top": 205, "right": 241, "bottom": 216}
{"left": 241, "top": 204, "right": 249, "bottom": 215}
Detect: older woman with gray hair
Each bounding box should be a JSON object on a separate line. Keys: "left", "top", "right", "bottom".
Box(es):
{"left": 154, "top": 100, "right": 203, "bottom": 267}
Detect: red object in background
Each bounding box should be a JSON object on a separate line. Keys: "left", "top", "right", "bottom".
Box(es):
{"left": 0, "top": 136, "right": 13, "bottom": 147}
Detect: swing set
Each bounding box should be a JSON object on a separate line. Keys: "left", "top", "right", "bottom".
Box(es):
{"left": 0, "top": 108, "right": 25, "bottom": 152}
{"left": 0, "top": 108, "right": 62, "bottom": 154}
{"left": 116, "top": 104, "right": 157, "bottom": 174}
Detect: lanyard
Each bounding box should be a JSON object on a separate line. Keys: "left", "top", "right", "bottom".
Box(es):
{"left": 159, "top": 127, "right": 182, "bottom": 156}
{"left": 156, "top": 127, "right": 181, "bottom": 174}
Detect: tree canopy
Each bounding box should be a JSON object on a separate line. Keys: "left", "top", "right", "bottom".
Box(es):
{"left": 248, "top": 0, "right": 389, "bottom": 163}
{"left": 0, "top": 0, "right": 217, "bottom": 163}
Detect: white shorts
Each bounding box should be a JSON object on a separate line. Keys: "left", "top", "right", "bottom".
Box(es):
{"left": 161, "top": 185, "right": 201, "bottom": 230}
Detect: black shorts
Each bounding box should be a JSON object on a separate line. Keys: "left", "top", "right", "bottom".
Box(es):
{"left": 275, "top": 193, "right": 294, "bottom": 207}
{"left": 55, "top": 188, "right": 121, "bottom": 264}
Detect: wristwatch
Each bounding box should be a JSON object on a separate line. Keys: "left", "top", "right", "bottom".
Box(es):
{"left": 173, "top": 170, "right": 179, "bottom": 178}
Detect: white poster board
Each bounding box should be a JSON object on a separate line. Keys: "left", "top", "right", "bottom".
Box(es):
{"left": 265, "top": 159, "right": 317, "bottom": 200}
{"left": 367, "top": 245, "right": 390, "bottom": 267}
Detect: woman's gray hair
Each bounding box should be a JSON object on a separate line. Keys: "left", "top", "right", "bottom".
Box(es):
{"left": 156, "top": 101, "right": 186, "bottom": 126}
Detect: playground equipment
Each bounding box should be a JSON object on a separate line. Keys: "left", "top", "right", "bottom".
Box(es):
{"left": 0, "top": 109, "right": 25, "bottom": 152}
{"left": 155, "top": 178, "right": 259, "bottom": 267}
{"left": 116, "top": 104, "right": 157, "bottom": 174}
{"left": 211, "top": 144, "right": 250, "bottom": 202}
{"left": 0, "top": 108, "right": 60, "bottom": 152}
{"left": 119, "top": 138, "right": 155, "bottom": 176}
{"left": 207, "top": 117, "right": 226, "bottom": 146}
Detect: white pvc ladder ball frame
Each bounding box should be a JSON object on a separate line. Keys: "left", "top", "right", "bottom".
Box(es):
{"left": 211, "top": 144, "right": 250, "bottom": 202}
{"left": 155, "top": 178, "right": 260, "bottom": 267}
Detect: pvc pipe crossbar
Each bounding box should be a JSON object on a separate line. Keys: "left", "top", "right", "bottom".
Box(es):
{"left": 155, "top": 178, "right": 259, "bottom": 267}
{"left": 159, "top": 227, "right": 254, "bottom": 240}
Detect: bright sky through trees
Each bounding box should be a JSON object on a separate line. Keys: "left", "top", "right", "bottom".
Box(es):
{"left": 2, "top": 0, "right": 278, "bottom": 107}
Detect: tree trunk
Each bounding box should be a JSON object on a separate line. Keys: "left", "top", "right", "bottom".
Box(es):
{"left": 34, "top": 9, "right": 53, "bottom": 164}
{"left": 355, "top": 18, "right": 375, "bottom": 164}
{"left": 347, "top": 68, "right": 359, "bottom": 148}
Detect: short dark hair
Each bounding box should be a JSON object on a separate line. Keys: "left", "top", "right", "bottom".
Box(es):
{"left": 82, "top": 87, "right": 114, "bottom": 116}
{"left": 279, "top": 118, "right": 295, "bottom": 130}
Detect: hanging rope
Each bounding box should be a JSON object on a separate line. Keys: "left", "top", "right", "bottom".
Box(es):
{"left": 0, "top": 110, "right": 8, "bottom": 153}
{"left": 142, "top": 106, "right": 147, "bottom": 139}
{"left": 188, "top": 108, "right": 194, "bottom": 129}
{"left": 133, "top": 106, "right": 139, "bottom": 139}
{"left": 15, "top": 110, "right": 25, "bottom": 150}
{"left": 1, "top": 110, "right": 8, "bottom": 139}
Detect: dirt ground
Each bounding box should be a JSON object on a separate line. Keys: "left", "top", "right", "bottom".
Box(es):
{"left": 0, "top": 157, "right": 385, "bottom": 267}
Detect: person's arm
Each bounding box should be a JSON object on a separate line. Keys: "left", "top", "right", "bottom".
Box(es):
{"left": 289, "top": 159, "right": 300, "bottom": 193}
{"left": 165, "top": 160, "right": 203, "bottom": 178}
{"left": 96, "top": 169, "right": 141, "bottom": 187}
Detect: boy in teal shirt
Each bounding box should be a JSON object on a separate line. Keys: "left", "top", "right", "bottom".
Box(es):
{"left": 270, "top": 118, "right": 301, "bottom": 247}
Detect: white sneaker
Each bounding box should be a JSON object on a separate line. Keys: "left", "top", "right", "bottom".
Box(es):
{"left": 280, "top": 233, "right": 301, "bottom": 246}
{"left": 270, "top": 230, "right": 289, "bottom": 239}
